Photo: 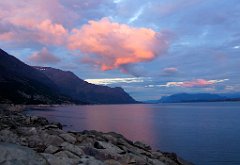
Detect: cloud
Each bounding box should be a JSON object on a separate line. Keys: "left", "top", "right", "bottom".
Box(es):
{"left": 163, "top": 67, "right": 178, "bottom": 75}
{"left": 28, "top": 47, "right": 60, "bottom": 64}
{"left": 85, "top": 77, "right": 148, "bottom": 85}
{"left": 233, "top": 45, "right": 240, "bottom": 49}
{"left": 0, "top": 19, "right": 68, "bottom": 45}
{"left": 114, "top": 0, "right": 123, "bottom": 3}
{"left": 146, "top": 79, "right": 229, "bottom": 88}
{"left": 128, "top": 6, "right": 145, "bottom": 23}
{"left": 0, "top": 1, "right": 70, "bottom": 46}
{"left": 68, "top": 17, "right": 170, "bottom": 72}
{"left": 0, "top": 0, "right": 75, "bottom": 26}
{"left": 0, "top": 1, "right": 173, "bottom": 75}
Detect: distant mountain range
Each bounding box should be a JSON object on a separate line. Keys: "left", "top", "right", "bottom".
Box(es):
{"left": 145, "top": 93, "right": 240, "bottom": 103}
{"left": 0, "top": 48, "right": 136, "bottom": 104}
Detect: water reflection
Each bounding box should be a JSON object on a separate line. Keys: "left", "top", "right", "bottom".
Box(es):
{"left": 70, "top": 105, "right": 157, "bottom": 145}
{"left": 27, "top": 104, "right": 157, "bottom": 146}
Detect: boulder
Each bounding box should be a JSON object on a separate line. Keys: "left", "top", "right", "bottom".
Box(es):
{"left": 95, "top": 141, "right": 123, "bottom": 154}
{"left": 104, "top": 159, "right": 121, "bottom": 165}
{"left": 0, "top": 129, "right": 19, "bottom": 144}
{"left": 41, "top": 133, "right": 64, "bottom": 146}
{"left": 54, "top": 150, "right": 80, "bottom": 162}
{"left": 41, "top": 153, "right": 77, "bottom": 165}
{"left": 60, "top": 142, "right": 84, "bottom": 157}
{"left": 79, "top": 155, "right": 104, "bottom": 165}
{"left": 16, "top": 127, "right": 38, "bottom": 136}
{"left": 44, "top": 145, "right": 59, "bottom": 154}
{"left": 59, "top": 133, "right": 76, "bottom": 144}
{"left": 0, "top": 142, "right": 47, "bottom": 165}
{"left": 134, "top": 141, "right": 152, "bottom": 151}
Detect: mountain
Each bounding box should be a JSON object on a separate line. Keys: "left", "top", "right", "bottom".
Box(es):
{"left": 219, "top": 93, "right": 240, "bottom": 99}
{"left": 0, "top": 48, "right": 136, "bottom": 104}
{"left": 0, "top": 49, "right": 73, "bottom": 104}
{"left": 158, "top": 93, "right": 227, "bottom": 103}
{"left": 34, "top": 66, "right": 137, "bottom": 104}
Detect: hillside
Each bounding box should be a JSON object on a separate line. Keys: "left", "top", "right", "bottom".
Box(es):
{"left": 34, "top": 67, "right": 137, "bottom": 104}
{"left": 0, "top": 49, "right": 72, "bottom": 104}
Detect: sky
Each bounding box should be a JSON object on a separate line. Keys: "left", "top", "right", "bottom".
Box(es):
{"left": 0, "top": 0, "right": 240, "bottom": 101}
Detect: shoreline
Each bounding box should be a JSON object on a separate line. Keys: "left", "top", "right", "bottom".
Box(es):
{"left": 0, "top": 106, "right": 193, "bottom": 165}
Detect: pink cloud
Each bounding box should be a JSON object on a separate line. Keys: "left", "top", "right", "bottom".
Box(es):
{"left": 0, "top": 1, "right": 70, "bottom": 45}
{"left": 0, "top": 19, "right": 68, "bottom": 45}
{"left": 180, "top": 79, "right": 221, "bottom": 87}
{"left": 28, "top": 47, "right": 60, "bottom": 64}
{"left": 0, "top": 1, "right": 172, "bottom": 73}
{"left": 149, "top": 79, "right": 229, "bottom": 88}
{"left": 0, "top": 0, "right": 75, "bottom": 26}
{"left": 68, "top": 18, "right": 170, "bottom": 71}
{"left": 0, "top": 32, "right": 14, "bottom": 41}
{"left": 36, "top": 19, "right": 68, "bottom": 45}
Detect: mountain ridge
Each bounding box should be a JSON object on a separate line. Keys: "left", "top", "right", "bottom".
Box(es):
{"left": 0, "top": 49, "right": 73, "bottom": 104}
{"left": 143, "top": 93, "right": 240, "bottom": 103}
{"left": 159, "top": 93, "right": 226, "bottom": 103}
{"left": 152, "top": 93, "right": 240, "bottom": 103}
{"left": 0, "top": 48, "right": 136, "bottom": 104}
{"left": 34, "top": 66, "right": 137, "bottom": 104}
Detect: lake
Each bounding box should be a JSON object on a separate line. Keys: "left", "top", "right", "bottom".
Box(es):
{"left": 25, "top": 102, "right": 240, "bottom": 165}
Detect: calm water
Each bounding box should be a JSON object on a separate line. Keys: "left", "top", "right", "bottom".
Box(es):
{"left": 25, "top": 102, "right": 240, "bottom": 165}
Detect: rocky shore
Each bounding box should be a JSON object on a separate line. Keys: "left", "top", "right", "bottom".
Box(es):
{"left": 0, "top": 108, "right": 193, "bottom": 165}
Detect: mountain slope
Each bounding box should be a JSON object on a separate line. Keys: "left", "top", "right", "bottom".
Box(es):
{"left": 158, "top": 93, "right": 227, "bottom": 103}
{"left": 0, "top": 49, "right": 72, "bottom": 104}
{"left": 34, "top": 67, "right": 137, "bottom": 104}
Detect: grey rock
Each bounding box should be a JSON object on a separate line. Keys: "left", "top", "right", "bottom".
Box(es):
{"left": 104, "top": 159, "right": 121, "bottom": 165}
{"left": 41, "top": 133, "right": 64, "bottom": 146}
{"left": 0, "top": 129, "right": 19, "bottom": 144}
{"left": 60, "top": 142, "right": 84, "bottom": 157}
{"left": 45, "top": 128, "right": 65, "bottom": 136}
{"left": 95, "top": 141, "right": 123, "bottom": 154}
{"left": 152, "top": 151, "right": 163, "bottom": 159}
{"left": 44, "top": 124, "right": 59, "bottom": 129}
{"left": 44, "top": 145, "right": 59, "bottom": 154}
{"left": 148, "top": 159, "right": 166, "bottom": 165}
{"left": 17, "top": 127, "right": 38, "bottom": 136}
{"left": 94, "top": 141, "right": 105, "bottom": 149}
{"left": 76, "top": 135, "right": 85, "bottom": 143}
{"left": 0, "top": 142, "right": 47, "bottom": 165}
{"left": 123, "top": 154, "right": 137, "bottom": 164}
{"left": 41, "top": 153, "right": 78, "bottom": 165}
{"left": 78, "top": 135, "right": 95, "bottom": 147}
{"left": 59, "top": 133, "right": 76, "bottom": 144}
{"left": 82, "top": 146, "right": 122, "bottom": 161}
{"left": 54, "top": 150, "right": 80, "bottom": 162}
{"left": 78, "top": 155, "right": 104, "bottom": 165}
{"left": 102, "top": 134, "right": 117, "bottom": 144}
{"left": 26, "top": 134, "right": 44, "bottom": 148}
{"left": 134, "top": 141, "right": 152, "bottom": 151}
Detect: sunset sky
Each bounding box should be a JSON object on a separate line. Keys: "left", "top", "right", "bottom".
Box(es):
{"left": 0, "top": 0, "right": 239, "bottom": 101}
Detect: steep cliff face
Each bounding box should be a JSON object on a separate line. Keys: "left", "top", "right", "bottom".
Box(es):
{"left": 34, "top": 67, "right": 137, "bottom": 104}
{"left": 0, "top": 49, "right": 72, "bottom": 104}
